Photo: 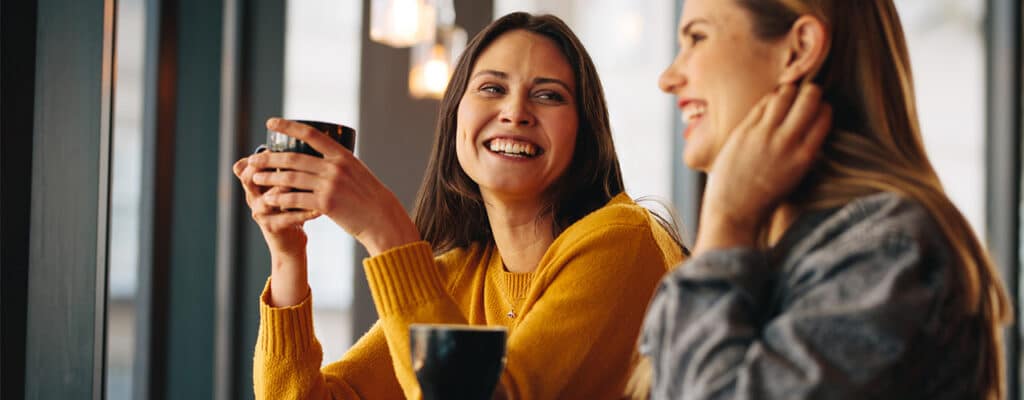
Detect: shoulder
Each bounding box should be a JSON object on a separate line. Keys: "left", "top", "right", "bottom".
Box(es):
{"left": 843, "top": 192, "right": 938, "bottom": 233}
{"left": 557, "top": 193, "right": 657, "bottom": 243}
{"left": 780, "top": 192, "right": 954, "bottom": 299}
{"left": 433, "top": 242, "right": 491, "bottom": 281}
{"left": 804, "top": 192, "right": 946, "bottom": 252}
{"left": 538, "top": 194, "right": 674, "bottom": 280}
{"left": 545, "top": 193, "right": 681, "bottom": 268}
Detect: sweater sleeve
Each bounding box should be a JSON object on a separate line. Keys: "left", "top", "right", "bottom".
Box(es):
{"left": 361, "top": 241, "right": 476, "bottom": 399}
{"left": 252, "top": 279, "right": 405, "bottom": 399}
{"left": 363, "top": 224, "right": 671, "bottom": 400}
{"left": 639, "top": 208, "right": 951, "bottom": 399}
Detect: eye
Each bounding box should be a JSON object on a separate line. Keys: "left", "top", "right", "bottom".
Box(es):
{"left": 478, "top": 84, "right": 505, "bottom": 96}
{"left": 686, "top": 32, "right": 706, "bottom": 46}
{"left": 534, "top": 90, "right": 566, "bottom": 103}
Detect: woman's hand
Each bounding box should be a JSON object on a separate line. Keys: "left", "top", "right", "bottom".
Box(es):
{"left": 695, "top": 83, "right": 832, "bottom": 253}
{"left": 234, "top": 154, "right": 320, "bottom": 306}
{"left": 247, "top": 118, "right": 421, "bottom": 256}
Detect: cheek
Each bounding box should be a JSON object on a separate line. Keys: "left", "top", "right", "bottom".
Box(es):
{"left": 454, "top": 101, "right": 477, "bottom": 171}
{"left": 453, "top": 123, "right": 475, "bottom": 173}
{"left": 549, "top": 113, "right": 579, "bottom": 166}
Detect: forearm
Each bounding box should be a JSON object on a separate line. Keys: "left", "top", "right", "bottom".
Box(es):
{"left": 269, "top": 252, "right": 310, "bottom": 307}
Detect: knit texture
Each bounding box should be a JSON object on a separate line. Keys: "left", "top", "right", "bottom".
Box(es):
{"left": 253, "top": 193, "right": 685, "bottom": 399}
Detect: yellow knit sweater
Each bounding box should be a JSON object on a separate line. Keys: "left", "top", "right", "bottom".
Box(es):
{"left": 253, "top": 194, "right": 684, "bottom": 399}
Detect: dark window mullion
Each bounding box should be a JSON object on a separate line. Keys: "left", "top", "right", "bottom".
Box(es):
{"left": 985, "top": 0, "right": 1022, "bottom": 397}
{"left": 23, "top": 0, "right": 116, "bottom": 398}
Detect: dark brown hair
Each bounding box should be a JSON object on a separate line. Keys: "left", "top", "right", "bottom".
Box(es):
{"left": 412, "top": 12, "right": 626, "bottom": 253}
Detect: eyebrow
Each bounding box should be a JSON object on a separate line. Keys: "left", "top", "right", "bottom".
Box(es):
{"left": 471, "top": 69, "right": 573, "bottom": 93}
{"left": 680, "top": 18, "right": 710, "bottom": 36}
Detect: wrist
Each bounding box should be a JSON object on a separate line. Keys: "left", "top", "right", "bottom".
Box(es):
{"left": 694, "top": 209, "right": 763, "bottom": 254}
{"left": 357, "top": 211, "right": 421, "bottom": 257}
{"left": 360, "top": 227, "right": 421, "bottom": 257}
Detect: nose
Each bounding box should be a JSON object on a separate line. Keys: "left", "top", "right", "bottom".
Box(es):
{"left": 658, "top": 53, "right": 686, "bottom": 94}
{"left": 499, "top": 93, "right": 535, "bottom": 127}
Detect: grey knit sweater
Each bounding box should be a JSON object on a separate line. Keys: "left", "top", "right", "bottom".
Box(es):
{"left": 640, "top": 192, "right": 984, "bottom": 399}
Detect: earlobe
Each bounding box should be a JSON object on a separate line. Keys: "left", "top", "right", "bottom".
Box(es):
{"left": 778, "top": 16, "right": 829, "bottom": 85}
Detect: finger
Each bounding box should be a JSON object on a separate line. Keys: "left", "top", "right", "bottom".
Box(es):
{"left": 251, "top": 186, "right": 286, "bottom": 215}
{"left": 233, "top": 157, "right": 248, "bottom": 178}
{"left": 234, "top": 158, "right": 257, "bottom": 202}
{"left": 733, "top": 94, "right": 770, "bottom": 135}
{"left": 240, "top": 164, "right": 269, "bottom": 197}
{"left": 266, "top": 118, "right": 348, "bottom": 159}
{"left": 778, "top": 84, "right": 824, "bottom": 141}
{"left": 265, "top": 190, "right": 321, "bottom": 212}
{"left": 247, "top": 151, "right": 325, "bottom": 175}
{"left": 799, "top": 103, "right": 833, "bottom": 161}
{"left": 258, "top": 209, "right": 321, "bottom": 232}
{"left": 761, "top": 83, "right": 799, "bottom": 129}
{"left": 253, "top": 170, "right": 320, "bottom": 192}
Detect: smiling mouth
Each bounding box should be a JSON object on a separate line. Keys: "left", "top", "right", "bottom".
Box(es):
{"left": 681, "top": 101, "right": 707, "bottom": 125}
{"left": 485, "top": 137, "right": 543, "bottom": 159}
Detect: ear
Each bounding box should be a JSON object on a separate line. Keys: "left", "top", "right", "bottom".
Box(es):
{"left": 777, "top": 15, "right": 829, "bottom": 84}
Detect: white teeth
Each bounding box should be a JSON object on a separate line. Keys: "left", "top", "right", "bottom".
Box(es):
{"left": 488, "top": 138, "right": 538, "bottom": 157}
{"left": 681, "top": 103, "right": 706, "bottom": 124}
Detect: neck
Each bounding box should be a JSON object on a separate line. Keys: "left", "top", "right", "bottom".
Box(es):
{"left": 482, "top": 193, "right": 554, "bottom": 274}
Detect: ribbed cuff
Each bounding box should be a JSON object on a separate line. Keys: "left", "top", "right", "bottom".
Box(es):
{"left": 362, "top": 241, "right": 447, "bottom": 317}
{"left": 256, "top": 278, "right": 318, "bottom": 358}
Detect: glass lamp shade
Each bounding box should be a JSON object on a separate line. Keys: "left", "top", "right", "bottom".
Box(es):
{"left": 408, "top": 26, "right": 467, "bottom": 99}
{"left": 370, "top": 0, "right": 437, "bottom": 48}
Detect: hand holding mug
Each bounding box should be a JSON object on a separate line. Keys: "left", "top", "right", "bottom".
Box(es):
{"left": 247, "top": 118, "right": 421, "bottom": 256}
{"left": 235, "top": 119, "right": 356, "bottom": 306}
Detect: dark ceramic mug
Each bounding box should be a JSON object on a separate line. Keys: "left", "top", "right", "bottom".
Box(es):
{"left": 252, "top": 120, "right": 355, "bottom": 208}
{"left": 410, "top": 324, "right": 508, "bottom": 400}
{"left": 255, "top": 119, "right": 356, "bottom": 156}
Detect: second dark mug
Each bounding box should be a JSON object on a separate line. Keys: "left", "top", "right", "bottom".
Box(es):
{"left": 265, "top": 119, "right": 355, "bottom": 156}
{"left": 410, "top": 324, "right": 508, "bottom": 400}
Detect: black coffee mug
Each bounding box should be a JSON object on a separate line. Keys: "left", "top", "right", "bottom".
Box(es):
{"left": 410, "top": 324, "right": 508, "bottom": 400}
{"left": 257, "top": 119, "right": 355, "bottom": 156}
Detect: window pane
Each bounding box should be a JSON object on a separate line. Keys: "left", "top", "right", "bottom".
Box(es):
{"left": 283, "top": 0, "right": 363, "bottom": 362}
{"left": 493, "top": 0, "right": 676, "bottom": 201}
{"left": 895, "top": 0, "right": 987, "bottom": 238}
{"left": 107, "top": 0, "right": 146, "bottom": 397}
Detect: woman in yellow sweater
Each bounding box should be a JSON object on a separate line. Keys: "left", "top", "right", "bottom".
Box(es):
{"left": 233, "top": 12, "right": 686, "bottom": 399}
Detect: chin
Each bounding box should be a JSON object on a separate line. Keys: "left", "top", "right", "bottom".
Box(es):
{"left": 682, "top": 151, "right": 711, "bottom": 172}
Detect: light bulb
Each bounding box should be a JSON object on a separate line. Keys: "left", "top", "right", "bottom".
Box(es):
{"left": 370, "top": 0, "right": 436, "bottom": 48}
{"left": 422, "top": 58, "right": 450, "bottom": 95}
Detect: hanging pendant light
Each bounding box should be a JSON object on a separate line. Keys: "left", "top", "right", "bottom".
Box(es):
{"left": 370, "top": 0, "right": 437, "bottom": 48}
{"left": 408, "top": 0, "right": 466, "bottom": 99}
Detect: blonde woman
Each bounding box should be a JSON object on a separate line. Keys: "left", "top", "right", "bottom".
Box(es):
{"left": 635, "top": 0, "right": 1012, "bottom": 398}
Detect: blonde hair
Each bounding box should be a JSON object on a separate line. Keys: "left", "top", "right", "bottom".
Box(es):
{"left": 628, "top": 1, "right": 1012, "bottom": 398}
